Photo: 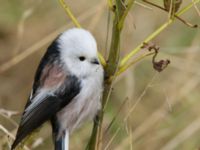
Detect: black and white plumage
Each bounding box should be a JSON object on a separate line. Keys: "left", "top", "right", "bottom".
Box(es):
{"left": 11, "top": 28, "right": 104, "bottom": 150}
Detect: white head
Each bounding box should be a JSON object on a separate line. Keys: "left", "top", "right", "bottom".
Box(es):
{"left": 58, "top": 28, "right": 103, "bottom": 78}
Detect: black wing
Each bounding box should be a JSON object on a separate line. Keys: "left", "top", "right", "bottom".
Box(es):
{"left": 32, "top": 39, "right": 61, "bottom": 102}
{"left": 12, "top": 76, "right": 80, "bottom": 150}
{"left": 22, "top": 39, "right": 60, "bottom": 109}
{"left": 11, "top": 40, "right": 81, "bottom": 149}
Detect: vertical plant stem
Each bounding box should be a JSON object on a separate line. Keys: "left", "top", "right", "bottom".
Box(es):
{"left": 86, "top": 0, "right": 199, "bottom": 149}
{"left": 86, "top": 0, "right": 134, "bottom": 149}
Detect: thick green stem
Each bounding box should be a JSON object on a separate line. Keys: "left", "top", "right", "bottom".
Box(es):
{"left": 86, "top": 0, "right": 134, "bottom": 150}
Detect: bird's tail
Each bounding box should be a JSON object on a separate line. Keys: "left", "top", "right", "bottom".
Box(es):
{"left": 51, "top": 117, "right": 69, "bottom": 150}
{"left": 54, "top": 130, "right": 69, "bottom": 150}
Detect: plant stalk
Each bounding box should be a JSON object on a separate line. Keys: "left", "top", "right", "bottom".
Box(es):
{"left": 86, "top": 0, "right": 134, "bottom": 149}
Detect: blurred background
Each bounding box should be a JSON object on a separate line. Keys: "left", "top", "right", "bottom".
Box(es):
{"left": 0, "top": 0, "right": 200, "bottom": 149}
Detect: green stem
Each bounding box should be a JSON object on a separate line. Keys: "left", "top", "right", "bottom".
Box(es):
{"left": 59, "top": 0, "right": 81, "bottom": 28}
{"left": 86, "top": 0, "right": 199, "bottom": 149}
{"left": 120, "top": 0, "right": 200, "bottom": 68}
{"left": 86, "top": 0, "right": 134, "bottom": 150}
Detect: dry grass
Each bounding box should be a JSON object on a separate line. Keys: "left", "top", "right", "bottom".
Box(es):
{"left": 0, "top": 0, "right": 200, "bottom": 150}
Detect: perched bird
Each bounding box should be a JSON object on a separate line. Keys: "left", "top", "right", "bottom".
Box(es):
{"left": 11, "top": 28, "right": 104, "bottom": 150}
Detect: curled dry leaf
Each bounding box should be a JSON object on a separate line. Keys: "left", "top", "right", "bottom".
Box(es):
{"left": 153, "top": 59, "right": 170, "bottom": 72}
{"left": 142, "top": 42, "right": 170, "bottom": 72}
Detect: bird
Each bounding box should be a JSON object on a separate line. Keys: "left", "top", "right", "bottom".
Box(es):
{"left": 11, "top": 28, "right": 104, "bottom": 150}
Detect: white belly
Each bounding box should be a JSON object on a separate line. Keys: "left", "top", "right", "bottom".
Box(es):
{"left": 56, "top": 73, "right": 103, "bottom": 134}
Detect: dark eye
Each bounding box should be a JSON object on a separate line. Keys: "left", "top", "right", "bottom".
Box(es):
{"left": 79, "top": 56, "right": 85, "bottom": 61}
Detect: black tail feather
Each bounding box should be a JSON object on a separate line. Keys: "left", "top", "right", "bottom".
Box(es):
{"left": 11, "top": 96, "right": 60, "bottom": 149}
{"left": 51, "top": 117, "right": 68, "bottom": 150}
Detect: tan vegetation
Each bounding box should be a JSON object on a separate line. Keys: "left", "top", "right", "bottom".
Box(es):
{"left": 0, "top": 0, "right": 200, "bottom": 150}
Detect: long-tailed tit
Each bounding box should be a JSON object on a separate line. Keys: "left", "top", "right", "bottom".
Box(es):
{"left": 11, "top": 28, "right": 104, "bottom": 150}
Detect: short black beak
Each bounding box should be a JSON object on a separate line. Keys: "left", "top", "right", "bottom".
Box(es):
{"left": 91, "top": 58, "right": 99, "bottom": 65}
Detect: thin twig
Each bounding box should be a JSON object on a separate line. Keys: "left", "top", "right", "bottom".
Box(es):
{"left": 116, "top": 74, "right": 200, "bottom": 149}
{"left": 0, "top": 125, "right": 30, "bottom": 150}
{"left": 160, "top": 117, "right": 200, "bottom": 150}
{"left": 115, "top": 52, "right": 154, "bottom": 78}
{"left": 0, "top": 6, "right": 99, "bottom": 74}
{"left": 135, "top": 1, "right": 153, "bottom": 10}
{"left": 98, "top": 63, "right": 157, "bottom": 150}
{"left": 13, "top": 8, "right": 34, "bottom": 55}
{"left": 104, "top": 128, "right": 121, "bottom": 150}
{"left": 192, "top": 0, "right": 200, "bottom": 16}
{"left": 143, "top": 0, "right": 198, "bottom": 28}
{"left": 59, "top": 0, "right": 81, "bottom": 28}
{"left": 124, "top": 73, "right": 158, "bottom": 121}
{"left": 120, "top": 0, "right": 200, "bottom": 68}
{"left": 0, "top": 108, "right": 19, "bottom": 127}
{"left": 104, "top": 97, "right": 128, "bottom": 134}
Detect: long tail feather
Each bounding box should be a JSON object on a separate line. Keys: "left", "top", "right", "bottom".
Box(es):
{"left": 51, "top": 117, "right": 69, "bottom": 150}
{"left": 54, "top": 130, "right": 69, "bottom": 150}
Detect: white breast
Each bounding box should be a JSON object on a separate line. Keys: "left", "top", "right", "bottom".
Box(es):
{"left": 57, "top": 66, "right": 103, "bottom": 135}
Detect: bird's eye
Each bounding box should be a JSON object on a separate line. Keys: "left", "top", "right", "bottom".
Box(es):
{"left": 79, "top": 56, "right": 85, "bottom": 61}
